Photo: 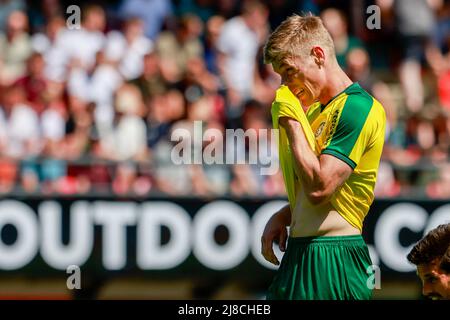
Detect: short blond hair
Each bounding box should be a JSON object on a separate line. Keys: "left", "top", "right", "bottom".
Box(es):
{"left": 263, "top": 13, "right": 335, "bottom": 65}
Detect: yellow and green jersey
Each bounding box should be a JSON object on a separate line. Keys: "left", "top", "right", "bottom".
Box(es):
{"left": 271, "top": 82, "right": 386, "bottom": 231}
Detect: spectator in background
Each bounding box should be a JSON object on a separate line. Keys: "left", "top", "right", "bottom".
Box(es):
{"left": 402, "top": 110, "right": 447, "bottom": 166}
{"left": 263, "top": 169, "right": 286, "bottom": 197}
{"left": 374, "top": 160, "right": 401, "bottom": 197}
{"left": 396, "top": 0, "right": 438, "bottom": 113}
{"left": 119, "top": 0, "right": 173, "bottom": 40}
{"left": 203, "top": 15, "right": 224, "bottom": 75}
{"left": 201, "top": 119, "right": 230, "bottom": 195}
{"left": 416, "top": 116, "right": 439, "bottom": 160}
{"left": 104, "top": 17, "right": 153, "bottom": 80}
{"left": 181, "top": 56, "right": 222, "bottom": 103}
{"left": 40, "top": 80, "right": 67, "bottom": 159}
{"left": 155, "top": 14, "right": 204, "bottom": 83}
{"left": 0, "top": 0, "right": 25, "bottom": 32}
{"left": 145, "top": 90, "right": 182, "bottom": 149}
{"left": 62, "top": 95, "right": 93, "bottom": 161}
{"left": 187, "top": 95, "right": 228, "bottom": 197}
{"left": 67, "top": 50, "right": 123, "bottom": 139}
{"left": 156, "top": 92, "right": 222, "bottom": 196}
{"left": 346, "top": 47, "right": 398, "bottom": 129}
{"left": 229, "top": 100, "right": 269, "bottom": 197}
{"left": 427, "top": 163, "right": 450, "bottom": 199}
{"left": 152, "top": 114, "right": 191, "bottom": 195}
{"left": 112, "top": 162, "right": 138, "bottom": 195}
{"left": 175, "top": 0, "right": 215, "bottom": 23}
{"left": 31, "top": 15, "right": 66, "bottom": 82}
{"left": 0, "top": 157, "right": 17, "bottom": 193}
{"left": 31, "top": 15, "right": 65, "bottom": 53}
{"left": 407, "top": 223, "right": 450, "bottom": 300}
{"left": 386, "top": 111, "right": 445, "bottom": 197}
{"left": 0, "top": 10, "right": 32, "bottom": 85}
{"left": 215, "top": 0, "right": 239, "bottom": 19}
{"left": 129, "top": 51, "right": 169, "bottom": 104}
{"left": 55, "top": 4, "right": 106, "bottom": 73}
{"left": 386, "top": 115, "right": 422, "bottom": 167}
{"left": 0, "top": 86, "right": 41, "bottom": 159}
{"left": 253, "top": 46, "right": 281, "bottom": 106}
{"left": 14, "top": 52, "right": 47, "bottom": 114}
{"left": 230, "top": 164, "right": 260, "bottom": 196}
{"left": 27, "top": 0, "right": 63, "bottom": 33}
{"left": 321, "top": 7, "right": 364, "bottom": 70}
{"left": 377, "top": 0, "right": 439, "bottom": 113}
{"left": 426, "top": 1, "right": 450, "bottom": 111}
{"left": 217, "top": 0, "right": 269, "bottom": 124}
{"left": 39, "top": 79, "right": 68, "bottom": 193}
{"left": 88, "top": 163, "right": 112, "bottom": 194}
{"left": 155, "top": 119, "right": 192, "bottom": 196}
{"left": 2, "top": 84, "right": 43, "bottom": 190}
{"left": 96, "top": 83, "right": 148, "bottom": 162}
{"left": 346, "top": 48, "right": 376, "bottom": 92}
{"left": 431, "top": 113, "right": 450, "bottom": 165}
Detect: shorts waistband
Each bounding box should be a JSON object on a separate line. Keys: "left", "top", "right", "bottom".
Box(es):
{"left": 288, "top": 234, "right": 364, "bottom": 245}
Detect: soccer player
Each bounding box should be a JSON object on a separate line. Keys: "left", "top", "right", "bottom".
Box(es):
{"left": 260, "top": 14, "right": 386, "bottom": 300}
{"left": 407, "top": 223, "right": 450, "bottom": 300}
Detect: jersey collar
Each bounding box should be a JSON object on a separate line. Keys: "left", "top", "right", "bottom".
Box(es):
{"left": 320, "top": 82, "right": 360, "bottom": 112}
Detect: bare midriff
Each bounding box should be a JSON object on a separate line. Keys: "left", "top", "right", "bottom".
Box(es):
{"left": 289, "top": 188, "right": 360, "bottom": 237}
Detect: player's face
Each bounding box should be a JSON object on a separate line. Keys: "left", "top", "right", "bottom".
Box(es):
{"left": 273, "top": 54, "right": 324, "bottom": 107}
{"left": 417, "top": 261, "right": 450, "bottom": 300}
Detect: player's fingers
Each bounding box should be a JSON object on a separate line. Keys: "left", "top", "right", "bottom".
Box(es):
{"left": 261, "top": 235, "right": 279, "bottom": 265}
{"left": 260, "top": 235, "right": 270, "bottom": 258}
{"left": 278, "top": 228, "right": 287, "bottom": 252}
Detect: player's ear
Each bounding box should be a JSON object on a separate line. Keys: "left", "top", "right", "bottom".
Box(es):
{"left": 311, "top": 46, "right": 325, "bottom": 67}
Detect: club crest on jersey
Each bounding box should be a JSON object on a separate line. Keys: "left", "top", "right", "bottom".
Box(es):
{"left": 315, "top": 122, "right": 326, "bottom": 138}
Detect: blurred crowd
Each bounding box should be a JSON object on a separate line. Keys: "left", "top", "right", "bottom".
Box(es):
{"left": 0, "top": 0, "right": 449, "bottom": 199}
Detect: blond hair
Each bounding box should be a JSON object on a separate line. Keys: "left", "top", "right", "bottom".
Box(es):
{"left": 263, "top": 13, "right": 335, "bottom": 65}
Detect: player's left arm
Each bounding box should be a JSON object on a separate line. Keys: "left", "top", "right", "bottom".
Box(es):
{"left": 280, "top": 117, "right": 352, "bottom": 205}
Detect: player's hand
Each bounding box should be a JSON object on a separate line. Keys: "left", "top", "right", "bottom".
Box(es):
{"left": 261, "top": 211, "right": 288, "bottom": 265}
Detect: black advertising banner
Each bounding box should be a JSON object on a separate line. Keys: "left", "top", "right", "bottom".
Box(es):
{"left": 0, "top": 196, "right": 449, "bottom": 282}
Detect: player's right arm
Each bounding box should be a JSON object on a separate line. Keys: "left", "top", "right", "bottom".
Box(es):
{"left": 280, "top": 116, "right": 353, "bottom": 205}
{"left": 261, "top": 204, "right": 291, "bottom": 265}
